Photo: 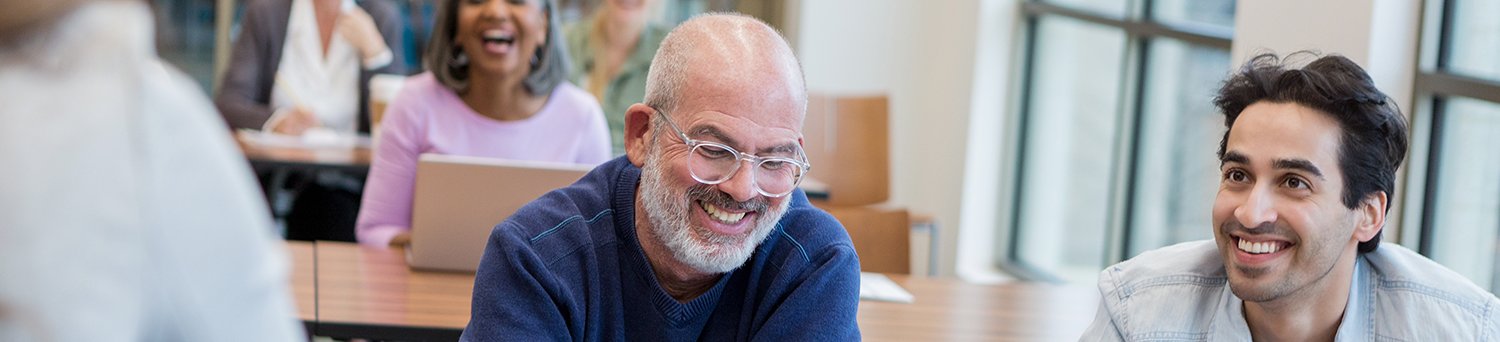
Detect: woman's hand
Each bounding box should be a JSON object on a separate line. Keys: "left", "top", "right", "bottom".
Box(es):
{"left": 337, "top": 7, "right": 390, "bottom": 62}
{"left": 268, "top": 105, "right": 322, "bottom": 135}
{"left": 388, "top": 232, "right": 412, "bottom": 248}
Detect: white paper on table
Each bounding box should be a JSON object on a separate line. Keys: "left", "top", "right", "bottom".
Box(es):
{"left": 237, "top": 129, "right": 370, "bottom": 149}
{"left": 859, "top": 272, "right": 915, "bottom": 303}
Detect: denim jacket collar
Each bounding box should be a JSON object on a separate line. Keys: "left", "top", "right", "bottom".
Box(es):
{"left": 1081, "top": 240, "right": 1500, "bottom": 341}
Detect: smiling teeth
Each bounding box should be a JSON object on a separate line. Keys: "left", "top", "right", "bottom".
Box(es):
{"left": 483, "top": 30, "right": 508, "bottom": 38}
{"left": 1237, "top": 239, "right": 1283, "bottom": 254}
{"left": 700, "top": 202, "right": 746, "bottom": 223}
{"left": 482, "top": 30, "right": 513, "bottom": 42}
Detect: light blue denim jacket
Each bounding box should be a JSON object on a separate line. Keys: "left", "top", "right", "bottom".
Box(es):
{"left": 1080, "top": 240, "right": 1500, "bottom": 341}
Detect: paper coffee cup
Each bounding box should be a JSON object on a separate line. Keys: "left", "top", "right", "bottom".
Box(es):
{"left": 368, "top": 74, "right": 407, "bottom": 139}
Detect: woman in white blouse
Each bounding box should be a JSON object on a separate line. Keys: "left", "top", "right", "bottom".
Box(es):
{"left": 215, "top": 0, "right": 409, "bottom": 135}
{"left": 214, "top": 0, "right": 411, "bottom": 242}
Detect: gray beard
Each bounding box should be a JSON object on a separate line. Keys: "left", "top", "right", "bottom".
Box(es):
{"left": 637, "top": 151, "right": 789, "bottom": 274}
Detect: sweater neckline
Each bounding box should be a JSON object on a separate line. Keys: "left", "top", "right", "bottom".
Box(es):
{"left": 610, "top": 160, "right": 733, "bottom": 324}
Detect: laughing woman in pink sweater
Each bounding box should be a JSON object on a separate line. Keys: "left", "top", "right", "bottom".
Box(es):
{"left": 356, "top": 0, "right": 609, "bottom": 247}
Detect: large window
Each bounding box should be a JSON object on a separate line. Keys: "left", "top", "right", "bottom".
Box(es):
{"left": 1411, "top": 0, "right": 1500, "bottom": 294}
{"left": 1127, "top": 40, "right": 1228, "bottom": 257}
{"left": 152, "top": 0, "right": 222, "bottom": 93}
{"left": 1003, "top": 0, "right": 1233, "bottom": 283}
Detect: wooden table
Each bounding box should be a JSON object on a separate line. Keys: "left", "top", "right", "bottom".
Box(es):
{"left": 857, "top": 276, "right": 1097, "bottom": 341}
{"left": 288, "top": 242, "right": 1098, "bottom": 341}
{"left": 287, "top": 241, "right": 317, "bottom": 330}
{"left": 314, "top": 241, "right": 472, "bottom": 340}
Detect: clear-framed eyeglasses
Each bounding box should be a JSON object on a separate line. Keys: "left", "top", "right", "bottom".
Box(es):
{"left": 652, "top": 108, "right": 812, "bottom": 198}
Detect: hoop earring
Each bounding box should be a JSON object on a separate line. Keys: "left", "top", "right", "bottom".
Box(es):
{"left": 450, "top": 48, "right": 469, "bottom": 68}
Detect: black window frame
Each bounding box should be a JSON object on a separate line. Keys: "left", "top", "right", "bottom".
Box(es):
{"left": 999, "top": 0, "right": 1234, "bottom": 282}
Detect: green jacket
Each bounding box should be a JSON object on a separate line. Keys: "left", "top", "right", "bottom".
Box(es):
{"left": 565, "top": 20, "right": 668, "bottom": 156}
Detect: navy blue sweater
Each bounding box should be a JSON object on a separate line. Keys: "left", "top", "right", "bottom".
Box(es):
{"left": 460, "top": 157, "right": 861, "bottom": 341}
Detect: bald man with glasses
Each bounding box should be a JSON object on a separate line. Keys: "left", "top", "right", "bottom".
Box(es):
{"left": 459, "top": 13, "right": 861, "bottom": 341}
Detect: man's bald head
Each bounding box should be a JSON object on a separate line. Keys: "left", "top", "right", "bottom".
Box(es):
{"left": 627, "top": 13, "right": 811, "bottom": 278}
{"left": 642, "top": 13, "right": 807, "bottom": 121}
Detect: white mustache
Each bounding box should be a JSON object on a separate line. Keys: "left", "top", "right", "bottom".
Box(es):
{"left": 685, "top": 184, "right": 767, "bottom": 213}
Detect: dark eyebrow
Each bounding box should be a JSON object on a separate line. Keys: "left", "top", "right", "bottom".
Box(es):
{"left": 1221, "top": 151, "right": 1325, "bottom": 180}
{"left": 1220, "top": 151, "right": 1249, "bottom": 166}
{"left": 1273, "top": 158, "right": 1326, "bottom": 180}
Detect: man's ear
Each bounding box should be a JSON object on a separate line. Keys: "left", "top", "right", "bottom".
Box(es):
{"left": 623, "top": 103, "right": 654, "bottom": 166}
{"left": 1353, "top": 191, "right": 1388, "bottom": 244}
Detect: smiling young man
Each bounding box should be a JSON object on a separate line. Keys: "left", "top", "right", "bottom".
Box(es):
{"left": 1081, "top": 54, "right": 1500, "bottom": 341}
{"left": 459, "top": 13, "right": 861, "bottom": 341}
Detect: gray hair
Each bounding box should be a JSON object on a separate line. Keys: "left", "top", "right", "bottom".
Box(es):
{"left": 643, "top": 12, "right": 806, "bottom": 116}
{"left": 425, "top": 0, "right": 571, "bottom": 95}
{"left": 641, "top": 25, "right": 691, "bottom": 114}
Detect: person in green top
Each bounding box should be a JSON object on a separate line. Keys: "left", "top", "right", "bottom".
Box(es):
{"left": 565, "top": 0, "right": 668, "bottom": 155}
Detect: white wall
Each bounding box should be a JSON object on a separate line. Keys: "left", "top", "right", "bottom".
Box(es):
{"left": 1232, "top": 0, "right": 1421, "bottom": 110}
{"left": 794, "top": 1, "right": 909, "bottom": 94}
{"left": 956, "top": 0, "right": 1022, "bottom": 281}
{"left": 795, "top": 0, "right": 1007, "bottom": 276}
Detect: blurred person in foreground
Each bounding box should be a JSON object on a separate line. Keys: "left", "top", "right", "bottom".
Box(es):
{"left": 459, "top": 13, "right": 860, "bottom": 340}
{"left": 0, "top": 0, "right": 303, "bottom": 340}
{"left": 1081, "top": 53, "right": 1500, "bottom": 341}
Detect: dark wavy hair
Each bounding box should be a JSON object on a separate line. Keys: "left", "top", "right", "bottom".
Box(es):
{"left": 1213, "top": 52, "right": 1409, "bottom": 253}
{"left": 424, "top": 0, "right": 570, "bottom": 95}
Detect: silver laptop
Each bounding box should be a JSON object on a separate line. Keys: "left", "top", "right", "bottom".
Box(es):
{"left": 407, "top": 154, "right": 591, "bottom": 272}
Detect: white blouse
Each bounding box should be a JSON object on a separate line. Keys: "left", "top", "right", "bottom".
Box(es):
{"left": 269, "top": 0, "right": 387, "bottom": 134}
